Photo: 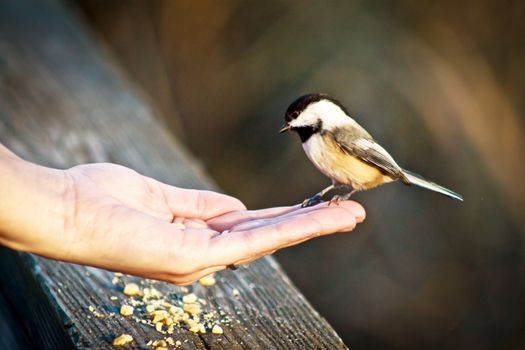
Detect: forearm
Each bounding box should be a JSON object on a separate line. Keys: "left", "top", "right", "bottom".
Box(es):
{"left": 0, "top": 144, "right": 69, "bottom": 256}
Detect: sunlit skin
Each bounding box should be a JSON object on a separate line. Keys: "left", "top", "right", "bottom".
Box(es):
{"left": 0, "top": 144, "right": 365, "bottom": 285}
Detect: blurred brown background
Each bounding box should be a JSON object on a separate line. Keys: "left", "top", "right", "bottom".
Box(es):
{"left": 74, "top": 1, "right": 525, "bottom": 348}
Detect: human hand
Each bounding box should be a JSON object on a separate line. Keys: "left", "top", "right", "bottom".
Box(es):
{"left": 1, "top": 157, "right": 365, "bottom": 285}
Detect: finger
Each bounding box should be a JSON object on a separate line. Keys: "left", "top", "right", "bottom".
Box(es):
{"left": 229, "top": 200, "right": 365, "bottom": 231}
{"left": 337, "top": 200, "right": 366, "bottom": 222}
{"left": 207, "top": 205, "right": 301, "bottom": 231}
{"left": 209, "top": 200, "right": 365, "bottom": 232}
{"left": 159, "top": 185, "right": 246, "bottom": 219}
{"left": 209, "top": 202, "right": 360, "bottom": 266}
{"left": 174, "top": 266, "right": 227, "bottom": 285}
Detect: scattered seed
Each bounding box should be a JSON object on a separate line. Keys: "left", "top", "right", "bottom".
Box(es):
{"left": 112, "top": 334, "right": 133, "bottom": 346}
{"left": 199, "top": 274, "right": 216, "bottom": 287}
{"left": 123, "top": 283, "right": 140, "bottom": 296}
{"left": 183, "top": 303, "right": 201, "bottom": 316}
{"left": 212, "top": 324, "right": 224, "bottom": 334}
{"left": 120, "top": 305, "right": 134, "bottom": 316}
{"left": 182, "top": 293, "right": 197, "bottom": 304}
{"left": 150, "top": 310, "right": 169, "bottom": 323}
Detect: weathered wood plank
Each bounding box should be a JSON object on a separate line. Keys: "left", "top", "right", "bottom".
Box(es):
{"left": 0, "top": 0, "right": 346, "bottom": 349}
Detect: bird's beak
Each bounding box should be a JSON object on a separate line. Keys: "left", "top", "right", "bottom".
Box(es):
{"left": 279, "top": 123, "right": 291, "bottom": 133}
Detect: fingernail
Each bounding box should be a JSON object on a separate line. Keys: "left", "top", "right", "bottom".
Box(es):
{"left": 349, "top": 204, "right": 366, "bottom": 222}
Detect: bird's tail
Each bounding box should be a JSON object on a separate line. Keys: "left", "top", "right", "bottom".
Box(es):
{"left": 402, "top": 169, "right": 463, "bottom": 201}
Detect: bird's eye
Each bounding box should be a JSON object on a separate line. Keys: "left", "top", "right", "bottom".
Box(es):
{"left": 285, "top": 111, "right": 299, "bottom": 122}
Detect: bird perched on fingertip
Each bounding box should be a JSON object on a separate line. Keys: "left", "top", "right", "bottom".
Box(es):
{"left": 279, "top": 93, "right": 463, "bottom": 207}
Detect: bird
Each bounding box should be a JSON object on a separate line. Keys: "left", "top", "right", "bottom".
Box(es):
{"left": 279, "top": 93, "right": 463, "bottom": 207}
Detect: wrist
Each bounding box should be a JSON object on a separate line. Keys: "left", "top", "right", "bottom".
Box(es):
{"left": 0, "top": 150, "right": 70, "bottom": 257}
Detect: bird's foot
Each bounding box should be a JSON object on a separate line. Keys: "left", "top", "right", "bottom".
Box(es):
{"left": 328, "top": 191, "right": 356, "bottom": 206}
{"left": 301, "top": 194, "right": 324, "bottom": 208}
{"left": 328, "top": 197, "right": 340, "bottom": 206}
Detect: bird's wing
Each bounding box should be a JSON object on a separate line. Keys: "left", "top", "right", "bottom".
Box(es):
{"left": 330, "top": 130, "right": 405, "bottom": 180}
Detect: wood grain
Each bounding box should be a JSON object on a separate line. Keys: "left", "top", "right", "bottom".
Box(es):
{"left": 0, "top": 0, "right": 347, "bottom": 348}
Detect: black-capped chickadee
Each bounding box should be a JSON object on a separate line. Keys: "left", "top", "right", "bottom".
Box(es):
{"left": 280, "top": 93, "right": 463, "bottom": 207}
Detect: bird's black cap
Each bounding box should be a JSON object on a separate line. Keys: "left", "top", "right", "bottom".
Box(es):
{"left": 285, "top": 93, "right": 349, "bottom": 122}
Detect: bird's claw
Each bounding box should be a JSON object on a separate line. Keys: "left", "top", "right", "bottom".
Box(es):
{"left": 328, "top": 195, "right": 345, "bottom": 206}
{"left": 301, "top": 194, "right": 324, "bottom": 208}
{"left": 328, "top": 192, "right": 354, "bottom": 206}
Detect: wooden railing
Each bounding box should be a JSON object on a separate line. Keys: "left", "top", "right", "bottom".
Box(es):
{"left": 0, "top": 0, "right": 346, "bottom": 349}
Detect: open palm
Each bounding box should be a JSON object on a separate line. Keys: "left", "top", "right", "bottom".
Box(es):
{"left": 62, "top": 163, "right": 365, "bottom": 284}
